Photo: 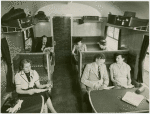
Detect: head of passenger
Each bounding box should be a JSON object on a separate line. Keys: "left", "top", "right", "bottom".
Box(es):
{"left": 74, "top": 37, "right": 82, "bottom": 45}
{"left": 115, "top": 54, "right": 125, "bottom": 64}
{"left": 94, "top": 53, "right": 106, "bottom": 66}
{"left": 20, "top": 59, "right": 32, "bottom": 73}
{"left": 42, "top": 35, "right": 48, "bottom": 44}
{"left": 100, "top": 39, "right": 107, "bottom": 50}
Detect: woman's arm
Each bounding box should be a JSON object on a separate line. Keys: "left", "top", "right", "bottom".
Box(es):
{"left": 84, "top": 44, "right": 87, "bottom": 51}
{"left": 33, "top": 70, "right": 52, "bottom": 89}
{"left": 110, "top": 68, "right": 116, "bottom": 83}
{"left": 72, "top": 45, "right": 76, "bottom": 55}
{"left": 16, "top": 87, "right": 35, "bottom": 95}
{"left": 35, "top": 81, "right": 52, "bottom": 89}
{"left": 127, "top": 69, "right": 132, "bottom": 85}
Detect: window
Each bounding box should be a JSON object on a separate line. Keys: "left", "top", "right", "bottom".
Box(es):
{"left": 106, "top": 27, "right": 120, "bottom": 50}
{"left": 143, "top": 46, "right": 149, "bottom": 86}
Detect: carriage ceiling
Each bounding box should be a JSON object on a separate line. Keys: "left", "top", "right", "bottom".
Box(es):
{"left": 1, "top": 1, "right": 149, "bottom": 19}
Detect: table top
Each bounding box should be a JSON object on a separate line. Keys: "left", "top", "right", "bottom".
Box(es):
{"left": 89, "top": 88, "right": 149, "bottom": 113}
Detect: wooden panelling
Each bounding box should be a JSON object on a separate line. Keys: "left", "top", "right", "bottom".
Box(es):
{"left": 33, "top": 21, "right": 51, "bottom": 37}
{"left": 120, "top": 29, "right": 148, "bottom": 54}
{"left": 73, "top": 22, "right": 101, "bottom": 36}
{"left": 86, "top": 44, "right": 101, "bottom": 51}
{"left": 71, "top": 36, "right": 104, "bottom": 50}
{"left": 82, "top": 50, "right": 129, "bottom": 65}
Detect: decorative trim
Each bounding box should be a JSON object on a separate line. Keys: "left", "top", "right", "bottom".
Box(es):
{"left": 88, "top": 90, "right": 97, "bottom": 113}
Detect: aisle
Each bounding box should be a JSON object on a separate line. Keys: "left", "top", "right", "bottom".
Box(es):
{"left": 51, "top": 64, "right": 81, "bottom": 113}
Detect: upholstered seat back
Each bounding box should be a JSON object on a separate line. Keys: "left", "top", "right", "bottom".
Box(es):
{"left": 13, "top": 53, "right": 50, "bottom": 84}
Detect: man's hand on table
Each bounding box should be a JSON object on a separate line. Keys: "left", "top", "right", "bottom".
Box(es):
{"left": 94, "top": 81, "right": 104, "bottom": 90}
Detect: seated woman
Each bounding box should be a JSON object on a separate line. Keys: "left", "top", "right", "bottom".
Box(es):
{"left": 72, "top": 37, "right": 87, "bottom": 64}
{"left": 14, "top": 59, "right": 57, "bottom": 113}
{"left": 110, "top": 54, "right": 133, "bottom": 88}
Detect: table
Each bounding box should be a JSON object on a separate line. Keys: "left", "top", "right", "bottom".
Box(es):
{"left": 89, "top": 88, "right": 149, "bottom": 113}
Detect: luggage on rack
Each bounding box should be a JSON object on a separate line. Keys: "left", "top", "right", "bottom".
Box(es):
{"left": 2, "top": 7, "right": 33, "bottom": 28}
{"left": 34, "top": 11, "right": 49, "bottom": 21}
{"left": 107, "top": 14, "right": 149, "bottom": 27}
{"left": 2, "top": 7, "right": 26, "bottom": 24}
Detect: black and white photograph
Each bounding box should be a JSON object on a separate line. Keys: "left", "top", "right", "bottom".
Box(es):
{"left": 1, "top": 1, "right": 149, "bottom": 113}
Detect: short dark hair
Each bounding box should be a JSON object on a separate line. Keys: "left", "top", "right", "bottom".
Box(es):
{"left": 41, "top": 35, "right": 47, "bottom": 39}
{"left": 20, "top": 59, "right": 32, "bottom": 70}
{"left": 94, "top": 53, "right": 106, "bottom": 61}
{"left": 114, "top": 54, "right": 126, "bottom": 61}
{"left": 74, "top": 37, "right": 82, "bottom": 44}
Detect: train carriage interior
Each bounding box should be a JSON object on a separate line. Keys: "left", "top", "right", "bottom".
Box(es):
{"left": 1, "top": 1, "right": 149, "bottom": 113}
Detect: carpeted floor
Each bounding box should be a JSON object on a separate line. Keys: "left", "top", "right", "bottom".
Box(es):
{"left": 51, "top": 64, "right": 82, "bottom": 113}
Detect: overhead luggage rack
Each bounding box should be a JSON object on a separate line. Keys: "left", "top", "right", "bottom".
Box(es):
{"left": 106, "top": 23, "right": 149, "bottom": 32}
{"left": 1, "top": 25, "right": 34, "bottom": 33}
{"left": 1, "top": 26, "right": 22, "bottom": 33}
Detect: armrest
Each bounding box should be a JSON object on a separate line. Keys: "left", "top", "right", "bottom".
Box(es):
{"left": 1, "top": 92, "right": 13, "bottom": 106}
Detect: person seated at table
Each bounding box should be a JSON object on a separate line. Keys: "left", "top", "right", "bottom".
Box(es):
{"left": 81, "top": 53, "right": 109, "bottom": 91}
{"left": 72, "top": 37, "right": 87, "bottom": 64}
{"left": 110, "top": 54, "right": 133, "bottom": 88}
{"left": 14, "top": 59, "right": 57, "bottom": 113}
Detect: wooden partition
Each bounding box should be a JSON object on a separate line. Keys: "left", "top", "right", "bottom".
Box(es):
{"left": 71, "top": 36, "right": 105, "bottom": 51}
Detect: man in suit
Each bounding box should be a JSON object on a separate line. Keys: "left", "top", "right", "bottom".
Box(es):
{"left": 35, "top": 35, "right": 52, "bottom": 52}
{"left": 35, "top": 35, "right": 55, "bottom": 66}
{"left": 81, "top": 53, "right": 109, "bottom": 91}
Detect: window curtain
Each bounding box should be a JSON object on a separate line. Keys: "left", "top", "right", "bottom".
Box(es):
{"left": 137, "top": 35, "right": 149, "bottom": 83}
{"left": 1, "top": 38, "right": 14, "bottom": 92}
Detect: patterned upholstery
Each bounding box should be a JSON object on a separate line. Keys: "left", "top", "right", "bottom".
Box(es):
{"left": 13, "top": 53, "right": 49, "bottom": 84}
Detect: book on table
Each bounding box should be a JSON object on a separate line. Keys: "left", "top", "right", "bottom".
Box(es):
{"left": 122, "top": 92, "right": 144, "bottom": 107}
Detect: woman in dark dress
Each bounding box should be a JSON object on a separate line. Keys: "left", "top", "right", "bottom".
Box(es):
{"left": 13, "top": 59, "right": 57, "bottom": 113}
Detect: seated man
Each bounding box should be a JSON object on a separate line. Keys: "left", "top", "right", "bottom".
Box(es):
{"left": 35, "top": 35, "right": 53, "bottom": 52}
{"left": 35, "top": 35, "right": 55, "bottom": 66}
{"left": 81, "top": 53, "right": 109, "bottom": 91}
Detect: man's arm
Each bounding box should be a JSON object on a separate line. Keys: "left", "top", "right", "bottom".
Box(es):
{"left": 81, "top": 64, "right": 98, "bottom": 89}
{"left": 102, "top": 65, "right": 109, "bottom": 87}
